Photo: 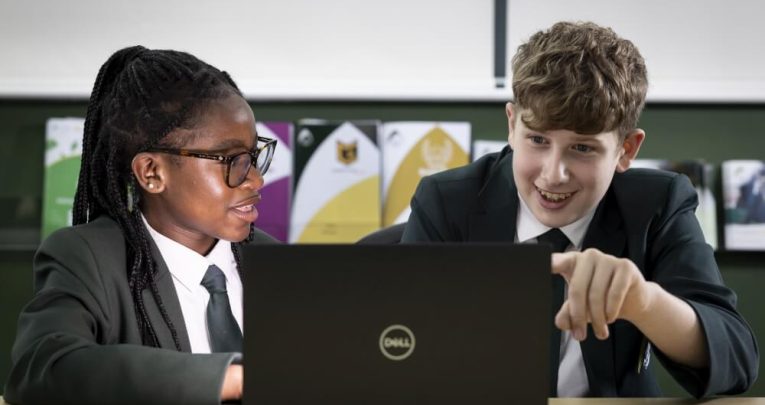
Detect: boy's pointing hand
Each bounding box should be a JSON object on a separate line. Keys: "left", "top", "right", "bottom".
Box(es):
{"left": 551, "top": 249, "right": 653, "bottom": 341}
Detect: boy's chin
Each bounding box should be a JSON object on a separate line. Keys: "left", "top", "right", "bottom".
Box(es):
{"left": 540, "top": 217, "right": 577, "bottom": 229}
{"left": 532, "top": 206, "right": 583, "bottom": 229}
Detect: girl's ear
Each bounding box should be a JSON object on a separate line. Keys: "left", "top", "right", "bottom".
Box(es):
{"left": 131, "top": 152, "right": 166, "bottom": 193}
{"left": 616, "top": 129, "right": 646, "bottom": 173}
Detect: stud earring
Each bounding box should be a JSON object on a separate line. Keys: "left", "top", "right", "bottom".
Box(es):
{"left": 148, "top": 183, "right": 155, "bottom": 189}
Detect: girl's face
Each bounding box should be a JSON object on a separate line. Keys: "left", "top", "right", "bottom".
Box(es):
{"left": 138, "top": 94, "right": 263, "bottom": 255}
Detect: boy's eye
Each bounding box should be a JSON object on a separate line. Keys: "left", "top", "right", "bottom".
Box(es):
{"left": 530, "top": 135, "right": 546, "bottom": 144}
{"left": 572, "top": 144, "right": 594, "bottom": 153}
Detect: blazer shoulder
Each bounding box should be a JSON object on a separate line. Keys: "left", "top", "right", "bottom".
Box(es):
{"left": 615, "top": 167, "right": 676, "bottom": 185}
{"left": 37, "top": 216, "right": 128, "bottom": 284}
{"left": 611, "top": 168, "right": 698, "bottom": 229}
{"left": 250, "top": 227, "right": 281, "bottom": 244}
{"left": 41, "top": 216, "right": 125, "bottom": 257}
{"left": 613, "top": 168, "right": 695, "bottom": 201}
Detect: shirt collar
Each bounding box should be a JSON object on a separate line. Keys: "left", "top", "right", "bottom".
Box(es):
{"left": 141, "top": 213, "right": 235, "bottom": 293}
{"left": 515, "top": 192, "right": 597, "bottom": 249}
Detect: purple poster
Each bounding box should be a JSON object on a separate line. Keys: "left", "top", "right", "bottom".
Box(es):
{"left": 255, "top": 122, "right": 293, "bottom": 242}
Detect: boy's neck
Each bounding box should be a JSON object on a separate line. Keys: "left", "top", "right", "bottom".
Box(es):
{"left": 515, "top": 192, "right": 596, "bottom": 248}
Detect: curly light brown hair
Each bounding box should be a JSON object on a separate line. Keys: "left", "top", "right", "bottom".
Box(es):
{"left": 511, "top": 21, "right": 648, "bottom": 137}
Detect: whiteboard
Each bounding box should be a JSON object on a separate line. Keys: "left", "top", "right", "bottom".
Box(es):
{"left": 1, "top": 0, "right": 764, "bottom": 101}
{"left": 0, "top": 0, "right": 496, "bottom": 100}
{"left": 507, "top": 0, "right": 765, "bottom": 102}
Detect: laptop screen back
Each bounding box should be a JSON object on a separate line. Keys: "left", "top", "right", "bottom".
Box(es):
{"left": 242, "top": 243, "right": 551, "bottom": 404}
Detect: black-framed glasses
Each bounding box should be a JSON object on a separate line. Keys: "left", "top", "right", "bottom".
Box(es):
{"left": 148, "top": 136, "right": 277, "bottom": 188}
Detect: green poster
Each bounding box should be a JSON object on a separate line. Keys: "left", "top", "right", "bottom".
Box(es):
{"left": 41, "top": 118, "right": 84, "bottom": 238}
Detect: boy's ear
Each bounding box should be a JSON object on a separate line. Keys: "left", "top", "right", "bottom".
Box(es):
{"left": 615, "top": 129, "right": 646, "bottom": 173}
{"left": 131, "top": 152, "right": 167, "bottom": 193}
{"left": 506, "top": 102, "right": 517, "bottom": 147}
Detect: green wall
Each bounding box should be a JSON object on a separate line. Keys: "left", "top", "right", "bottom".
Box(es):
{"left": 0, "top": 100, "right": 763, "bottom": 396}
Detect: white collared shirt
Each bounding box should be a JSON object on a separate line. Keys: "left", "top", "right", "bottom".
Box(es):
{"left": 142, "top": 215, "right": 243, "bottom": 354}
{"left": 515, "top": 194, "right": 597, "bottom": 397}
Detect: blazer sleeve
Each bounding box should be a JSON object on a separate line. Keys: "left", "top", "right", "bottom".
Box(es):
{"left": 647, "top": 175, "right": 759, "bottom": 397}
{"left": 401, "top": 175, "right": 453, "bottom": 242}
{"left": 4, "top": 228, "right": 238, "bottom": 405}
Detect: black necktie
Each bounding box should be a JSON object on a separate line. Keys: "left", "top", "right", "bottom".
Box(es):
{"left": 201, "top": 264, "right": 243, "bottom": 353}
{"left": 537, "top": 228, "right": 571, "bottom": 397}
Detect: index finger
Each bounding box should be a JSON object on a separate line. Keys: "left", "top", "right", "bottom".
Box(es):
{"left": 552, "top": 251, "right": 577, "bottom": 282}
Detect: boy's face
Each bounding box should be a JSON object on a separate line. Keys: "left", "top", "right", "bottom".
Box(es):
{"left": 506, "top": 103, "right": 644, "bottom": 228}
{"left": 136, "top": 94, "right": 264, "bottom": 255}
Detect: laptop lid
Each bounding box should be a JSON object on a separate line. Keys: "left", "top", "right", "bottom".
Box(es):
{"left": 242, "top": 243, "right": 551, "bottom": 404}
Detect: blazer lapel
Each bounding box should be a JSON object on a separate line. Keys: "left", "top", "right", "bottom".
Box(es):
{"left": 468, "top": 147, "right": 518, "bottom": 242}
{"left": 140, "top": 242, "right": 193, "bottom": 352}
{"left": 579, "top": 189, "right": 626, "bottom": 397}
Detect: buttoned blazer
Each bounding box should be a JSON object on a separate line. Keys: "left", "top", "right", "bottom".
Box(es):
{"left": 402, "top": 146, "right": 759, "bottom": 398}
{"left": 5, "top": 216, "right": 278, "bottom": 405}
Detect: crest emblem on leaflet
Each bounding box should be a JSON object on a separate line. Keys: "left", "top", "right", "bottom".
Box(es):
{"left": 337, "top": 140, "right": 358, "bottom": 165}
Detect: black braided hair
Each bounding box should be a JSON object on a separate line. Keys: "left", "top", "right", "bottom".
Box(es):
{"left": 72, "top": 46, "right": 253, "bottom": 350}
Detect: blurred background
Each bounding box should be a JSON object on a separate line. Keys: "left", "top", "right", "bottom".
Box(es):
{"left": 1, "top": 0, "right": 764, "bottom": 396}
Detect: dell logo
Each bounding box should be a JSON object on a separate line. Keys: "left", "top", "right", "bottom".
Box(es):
{"left": 383, "top": 337, "right": 411, "bottom": 348}
{"left": 379, "top": 324, "right": 415, "bottom": 361}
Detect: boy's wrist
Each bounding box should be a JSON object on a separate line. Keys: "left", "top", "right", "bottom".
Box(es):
{"left": 622, "top": 280, "right": 659, "bottom": 325}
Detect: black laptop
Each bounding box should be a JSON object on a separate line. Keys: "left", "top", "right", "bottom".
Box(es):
{"left": 241, "top": 243, "right": 551, "bottom": 404}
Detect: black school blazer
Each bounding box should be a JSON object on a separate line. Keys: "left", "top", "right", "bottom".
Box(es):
{"left": 5, "top": 216, "right": 277, "bottom": 405}
{"left": 402, "top": 146, "right": 759, "bottom": 398}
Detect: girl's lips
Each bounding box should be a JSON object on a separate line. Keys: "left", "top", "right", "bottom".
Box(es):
{"left": 232, "top": 203, "right": 258, "bottom": 223}
{"left": 231, "top": 194, "right": 261, "bottom": 222}
{"left": 233, "top": 193, "right": 261, "bottom": 208}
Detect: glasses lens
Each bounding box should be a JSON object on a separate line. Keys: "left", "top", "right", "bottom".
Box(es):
{"left": 257, "top": 142, "right": 275, "bottom": 175}
{"left": 229, "top": 152, "right": 252, "bottom": 187}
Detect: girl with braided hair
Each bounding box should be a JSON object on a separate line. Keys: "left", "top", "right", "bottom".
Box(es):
{"left": 5, "top": 46, "right": 278, "bottom": 404}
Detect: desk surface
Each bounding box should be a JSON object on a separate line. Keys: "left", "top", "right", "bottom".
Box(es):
{"left": 549, "top": 399, "right": 765, "bottom": 404}
{"left": 2, "top": 396, "right": 764, "bottom": 404}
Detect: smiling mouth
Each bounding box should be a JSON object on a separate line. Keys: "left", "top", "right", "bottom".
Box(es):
{"left": 232, "top": 194, "right": 261, "bottom": 212}
{"left": 233, "top": 204, "right": 255, "bottom": 213}
{"left": 537, "top": 187, "right": 574, "bottom": 202}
